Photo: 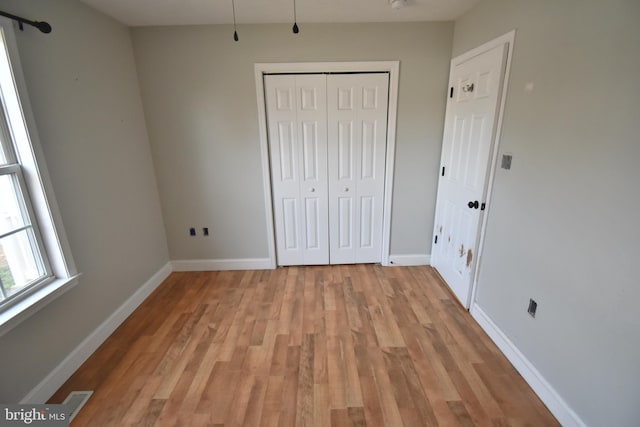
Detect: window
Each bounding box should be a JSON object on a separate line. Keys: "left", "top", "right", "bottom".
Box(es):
{"left": 0, "top": 18, "right": 78, "bottom": 335}
{"left": 0, "top": 121, "right": 50, "bottom": 302}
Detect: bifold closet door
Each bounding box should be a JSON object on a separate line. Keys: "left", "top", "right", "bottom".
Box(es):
{"left": 264, "top": 74, "right": 329, "bottom": 265}
{"left": 327, "top": 73, "right": 389, "bottom": 264}
{"left": 265, "top": 73, "right": 389, "bottom": 266}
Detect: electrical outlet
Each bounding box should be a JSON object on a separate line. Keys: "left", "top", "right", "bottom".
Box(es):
{"left": 528, "top": 298, "right": 538, "bottom": 318}
{"left": 203, "top": 227, "right": 209, "bottom": 236}
{"left": 189, "top": 227, "right": 196, "bottom": 236}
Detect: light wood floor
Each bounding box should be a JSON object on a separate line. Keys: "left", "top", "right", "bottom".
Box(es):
{"left": 50, "top": 265, "right": 559, "bottom": 426}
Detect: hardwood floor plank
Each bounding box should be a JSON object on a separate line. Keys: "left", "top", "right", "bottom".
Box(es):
{"left": 330, "top": 408, "right": 349, "bottom": 427}
{"left": 279, "top": 370, "right": 299, "bottom": 427}
{"left": 402, "top": 328, "right": 460, "bottom": 426}
{"left": 196, "top": 361, "right": 239, "bottom": 420}
{"left": 242, "top": 375, "right": 268, "bottom": 427}
{"left": 260, "top": 375, "right": 285, "bottom": 427}
{"left": 341, "top": 338, "right": 364, "bottom": 408}
{"left": 393, "top": 347, "right": 439, "bottom": 427}
{"left": 327, "top": 335, "right": 348, "bottom": 409}
{"left": 153, "top": 370, "right": 195, "bottom": 426}
{"left": 125, "top": 398, "right": 165, "bottom": 427}
{"left": 224, "top": 372, "right": 256, "bottom": 426}
{"left": 356, "top": 375, "right": 384, "bottom": 427}
{"left": 302, "top": 268, "right": 317, "bottom": 335}
{"left": 449, "top": 348, "right": 504, "bottom": 420}
{"left": 313, "top": 332, "right": 328, "bottom": 385}
{"left": 277, "top": 273, "right": 298, "bottom": 335}
{"left": 121, "top": 377, "right": 163, "bottom": 426}
{"left": 48, "top": 266, "right": 559, "bottom": 427}
{"left": 313, "top": 270, "right": 327, "bottom": 335}
{"left": 295, "top": 334, "right": 315, "bottom": 427}
{"left": 368, "top": 347, "right": 405, "bottom": 427}
{"left": 398, "top": 406, "right": 422, "bottom": 427}
{"left": 313, "top": 383, "right": 331, "bottom": 427}
{"left": 288, "top": 272, "right": 305, "bottom": 347}
{"left": 343, "top": 278, "right": 363, "bottom": 332}
{"left": 271, "top": 334, "right": 291, "bottom": 377}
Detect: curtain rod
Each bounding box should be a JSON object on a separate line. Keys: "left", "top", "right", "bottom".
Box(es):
{"left": 0, "top": 10, "right": 51, "bottom": 33}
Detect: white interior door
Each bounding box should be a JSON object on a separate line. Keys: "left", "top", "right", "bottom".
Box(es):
{"left": 327, "top": 73, "right": 389, "bottom": 264}
{"left": 265, "top": 74, "right": 329, "bottom": 265}
{"left": 431, "top": 44, "right": 508, "bottom": 307}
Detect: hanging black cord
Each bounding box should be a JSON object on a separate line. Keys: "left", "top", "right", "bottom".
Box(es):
{"left": 0, "top": 10, "right": 51, "bottom": 33}
{"left": 292, "top": 0, "right": 299, "bottom": 34}
{"left": 231, "top": 0, "right": 239, "bottom": 41}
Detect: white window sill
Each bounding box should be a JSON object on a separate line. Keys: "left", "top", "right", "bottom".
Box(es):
{"left": 0, "top": 274, "right": 81, "bottom": 338}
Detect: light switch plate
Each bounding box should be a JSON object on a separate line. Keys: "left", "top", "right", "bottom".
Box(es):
{"left": 501, "top": 154, "right": 513, "bottom": 170}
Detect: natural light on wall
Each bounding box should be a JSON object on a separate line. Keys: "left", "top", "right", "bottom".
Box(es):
{"left": 0, "top": 17, "right": 79, "bottom": 336}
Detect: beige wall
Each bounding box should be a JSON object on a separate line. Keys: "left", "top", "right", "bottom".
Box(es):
{"left": 131, "top": 22, "right": 453, "bottom": 260}
{"left": 0, "top": 0, "right": 169, "bottom": 401}
{"left": 453, "top": 0, "right": 640, "bottom": 425}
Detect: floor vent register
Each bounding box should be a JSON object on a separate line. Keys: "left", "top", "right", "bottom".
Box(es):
{"left": 62, "top": 390, "right": 94, "bottom": 422}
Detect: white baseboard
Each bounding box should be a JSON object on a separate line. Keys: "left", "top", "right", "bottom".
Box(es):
{"left": 21, "top": 262, "right": 173, "bottom": 404}
{"left": 470, "top": 304, "right": 586, "bottom": 427}
{"left": 171, "top": 258, "right": 273, "bottom": 271}
{"left": 386, "top": 254, "right": 430, "bottom": 266}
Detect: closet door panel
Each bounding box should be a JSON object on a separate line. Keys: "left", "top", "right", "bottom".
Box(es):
{"left": 265, "top": 74, "right": 328, "bottom": 265}
{"left": 328, "top": 73, "right": 389, "bottom": 264}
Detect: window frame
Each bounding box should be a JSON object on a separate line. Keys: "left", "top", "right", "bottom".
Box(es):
{"left": 0, "top": 165, "right": 53, "bottom": 301}
{"left": 0, "top": 17, "right": 79, "bottom": 337}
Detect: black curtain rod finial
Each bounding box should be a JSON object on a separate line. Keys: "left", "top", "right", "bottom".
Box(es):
{"left": 34, "top": 21, "right": 52, "bottom": 34}
{"left": 0, "top": 10, "right": 52, "bottom": 34}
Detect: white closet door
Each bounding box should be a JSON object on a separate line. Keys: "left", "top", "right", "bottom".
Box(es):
{"left": 327, "top": 73, "right": 389, "bottom": 264}
{"left": 265, "top": 74, "right": 329, "bottom": 265}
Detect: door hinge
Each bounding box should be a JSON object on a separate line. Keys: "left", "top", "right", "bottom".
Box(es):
{"left": 449, "top": 87, "right": 454, "bottom": 98}
{"left": 441, "top": 166, "right": 445, "bottom": 176}
{"left": 434, "top": 235, "right": 438, "bottom": 244}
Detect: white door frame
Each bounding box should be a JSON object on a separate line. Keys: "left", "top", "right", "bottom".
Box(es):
{"left": 255, "top": 61, "right": 400, "bottom": 268}
{"left": 455, "top": 31, "right": 516, "bottom": 307}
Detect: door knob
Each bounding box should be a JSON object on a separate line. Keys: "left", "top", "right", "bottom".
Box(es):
{"left": 467, "top": 200, "right": 479, "bottom": 209}
{"left": 310, "top": 188, "right": 315, "bottom": 192}
{"left": 345, "top": 187, "right": 349, "bottom": 192}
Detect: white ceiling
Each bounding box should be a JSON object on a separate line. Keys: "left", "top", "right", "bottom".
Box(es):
{"left": 80, "top": 0, "right": 480, "bottom": 27}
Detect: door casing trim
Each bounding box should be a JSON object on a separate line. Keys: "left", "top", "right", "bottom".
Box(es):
{"left": 254, "top": 61, "right": 400, "bottom": 268}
